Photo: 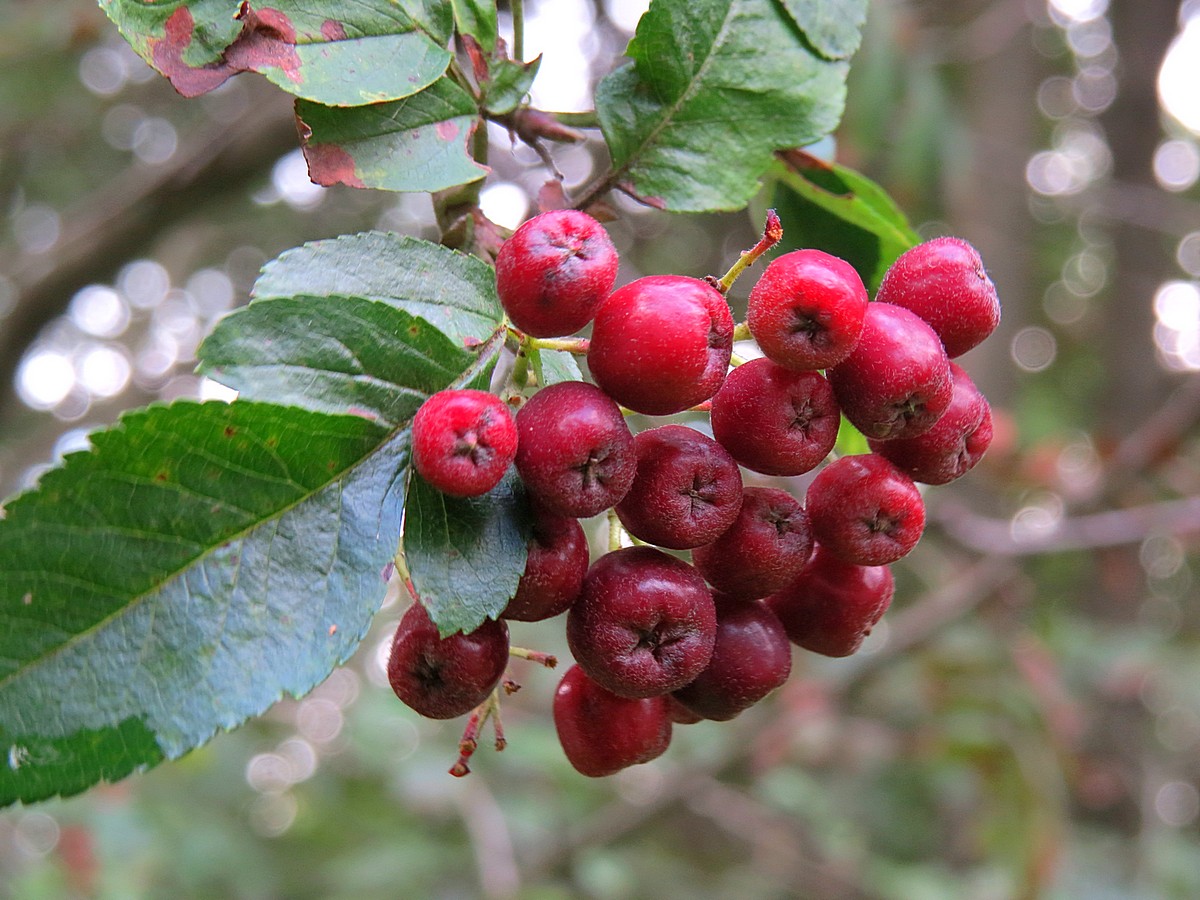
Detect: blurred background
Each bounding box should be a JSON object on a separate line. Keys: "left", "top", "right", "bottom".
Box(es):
{"left": 3, "top": 0, "right": 1200, "bottom": 896}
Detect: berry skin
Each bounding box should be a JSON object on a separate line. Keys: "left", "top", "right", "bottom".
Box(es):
{"left": 692, "top": 486, "right": 813, "bottom": 600}
{"left": 495, "top": 210, "right": 619, "bottom": 338}
{"left": 566, "top": 546, "right": 717, "bottom": 699}
{"left": 827, "top": 302, "right": 952, "bottom": 441}
{"left": 411, "top": 389, "right": 518, "bottom": 497}
{"left": 554, "top": 664, "right": 672, "bottom": 777}
{"left": 710, "top": 357, "right": 840, "bottom": 476}
{"left": 765, "top": 544, "right": 894, "bottom": 658}
{"left": 805, "top": 453, "right": 925, "bottom": 566}
{"left": 875, "top": 236, "right": 1000, "bottom": 358}
{"left": 671, "top": 593, "right": 792, "bottom": 722}
{"left": 746, "top": 249, "right": 869, "bottom": 371}
{"left": 501, "top": 503, "right": 590, "bottom": 621}
{"left": 514, "top": 381, "right": 637, "bottom": 518}
{"left": 614, "top": 425, "right": 744, "bottom": 550}
{"left": 868, "top": 362, "right": 993, "bottom": 485}
{"left": 587, "top": 275, "right": 734, "bottom": 415}
{"left": 387, "top": 603, "right": 510, "bottom": 719}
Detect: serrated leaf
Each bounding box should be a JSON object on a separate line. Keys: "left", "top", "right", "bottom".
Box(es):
{"left": 403, "top": 468, "right": 531, "bottom": 637}
{"left": 298, "top": 78, "right": 486, "bottom": 192}
{"left": 451, "top": 0, "right": 498, "bottom": 53}
{"left": 777, "top": 0, "right": 869, "bottom": 60}
{"left": 198, "top": 302, "right": 480, "bottom": 428}
{"left": 0, "top": 401, "right": 401, "bottom": 806}
{"left": 483, "top": 56, "right": 540, "bottom": 116}
{"left": 768, "top": 154, "right": 920, "bottom": 291}
{"left": 251, "top": 232, "right": 502, "bottom": 347}
{"left": 98, "top": 0, "right": 454, "bottom": 105}
{"left": 594, "top": 0, "right": 850, "bottom": 213}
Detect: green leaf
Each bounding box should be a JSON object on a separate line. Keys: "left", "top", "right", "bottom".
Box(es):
{"left": 451, "top": 0, "right": 498, "bottom": 53}
{"left": 834, "top": 415, "right": 869, "bottom": 458}
{"left": 767, "top": 154, "right": 920, "bottom": 291}
{"left": 483, "top": 57, "right": 541, "bottom": 116}
{"left": 537, "top": 349, "right": 583, "bottom": 388}
{"left": 198, "top": 302, "right": 479, "bottom": 428}
{"left": 403, "top": 468, "right": 531, "bottom": 637}
{"left": 251, "top": 232, "right": 503, "bottom": 347}
{"left": 0, "top": 401, "right": 400, "bottom": 805}
{"left": 594, "top": 0, "right": 851, "bottom": 213}
{"left": 297, "top": 78, "right": 487, "bottom": 193}
{"left": 99, "top": 0, "right": 454, "bottom": 105}
{"left": 777, "top": 0, "right": 869, "bottom": 60}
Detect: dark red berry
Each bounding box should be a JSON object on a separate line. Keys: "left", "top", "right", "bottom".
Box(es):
{"left": 496, "top": 210, "right": 619, "bottom": 338}
{"left": 746, "top": 249, "right": 869, "bottom": 371}
{"left": 875, "top": 236, "right": 1000, "bottom": 358}
{"left": 692, "top": 486, "right": 813, "bottom": 599}
{"left": 501, "top": 503, "right": 590, "bottom": 621}
{"left": 805, "top": 453, "right": 925, "bottom": 566}
{"left": 614, "top": 425, "right": 743, "bottom": 550}
{"left": 710, "top": 357, "right": 840, "bottom": 476}
{"left": 566, "top": 546, "right": 716, "bottom": 699}
{"left": 554, "top": 664, "right": 672, "bottom": 777}
{"left": 588, "top": 275, "right": 734, "bottom": 415}
{"left": 387, "top": 603, "right": 510, "bottom": 719}
{"left": 411, "top": 389, "right": 517, "bottom": 497}
{"left": 514, "top": 381, "right": 636, "bottom": 518}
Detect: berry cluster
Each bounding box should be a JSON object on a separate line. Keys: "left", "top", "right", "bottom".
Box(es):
{"left": 388, "top": 209, "right": 999, "bottom": 777}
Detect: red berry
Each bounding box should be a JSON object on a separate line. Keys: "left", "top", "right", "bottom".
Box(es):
{"left": 709, "top": 357, "right": 840, "bottom": 476}
{"left": 746, "top": 249, "right": 868, "bottom": 370}
{"left": 671, "top": 593, "right": 792, "bottom": 721}
{"left": 411, "top": 389, "right": 517, "bottom": 497}
{"left": 765, "top": 544, "right": 894, "bottom": 658}
{"left": 588, "top": 275, "right": 734, "bottom": 415}
{"left": 495, "top": 210, "right": 619, "bottom": 338}
{"left": 554, "top": 664, "right": 672, "bottom": 777}
{"left": 806, "top": 453, "right": 925, "bottom": 566}
{"left": 827, "top": 302, "right": 952, "bottom": 440}
{"left": 501, "top": 503, "right": 590, "bottom": 621}
{"left": 387, "top": 603, "right": 510, "bottom": 719}
{"left": 692, "top": 486, "right": 813, "bottom": 599}
{"left": 614, "top": 425, "right": 743, "bottom": 550}
{"left": 875, "top": 237, "right": 1000, "bottom": 358}
{"left": 514, "top": 381, "right": 636, "bottom": 518}
{"left": 868, "top": 362, "right": 993, "bottom": 484}
{"left": 566, "top": 546, "right": 716, "bottom": 699}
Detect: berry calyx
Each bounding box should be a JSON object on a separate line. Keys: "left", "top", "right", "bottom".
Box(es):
{"left": 746, "top": 248, "right": 869, "bottom": 371}
{"left": 495, "top": 210, "right": 619, "bottom": 338}
{"left": 411, "top": 389, "right": 518, "bottom": 497}
{"left": 587, "top": 275, "right": 734, "bottom": 415}
{"left": 875, "top": 236, "right": 1000, "bottom": 358}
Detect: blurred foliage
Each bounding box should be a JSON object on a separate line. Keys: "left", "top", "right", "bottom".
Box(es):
{"left": 3, "top": 0, "right": 1200, "bottom": 898}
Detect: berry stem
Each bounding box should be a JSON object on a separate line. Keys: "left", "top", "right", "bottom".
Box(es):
{"left": 608, "top": 509, "right": 623, "bottom": 551}
{"left": 511, "top": 0, "right": 525, "bottom": 63}
{"left": 733, "top": 322, "right": 752, "bottom": 342}
{"left": 528, "top": 336, "right": 591, "bottom": 355}
{"left": 713, "top": 209, "right": 783, "bottom": 294}
{"left": 729, "top": 351, "right": 748, "bottom": 367}
{"left": 509, "top": 645, "right": 559, "bottom": 668}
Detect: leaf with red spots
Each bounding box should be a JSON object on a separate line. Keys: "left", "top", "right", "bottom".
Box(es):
{"left": 99, "top": 0, "right": 455, "bottom": 106}
{"left": 297, "top": 77, "right": 487, "bottom": 192}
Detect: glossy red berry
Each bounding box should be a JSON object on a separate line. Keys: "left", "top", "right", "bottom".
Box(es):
{"left": 709, "top": 357, "right": 840, "bottom": 476}
{"left": 514, "top": 381, "right": 636, "bottom": 518}
{"left": 614, "top": 425, "right": 743, "bottom": 550}
{"left": 691, "top": 486, "right": 813, "bottom": 599}
{"left": 875, "top": 236, "right": 1000, "bottom": 358}
{"left": 411, "top": 389, "right": 517, "bottom": 497}
{"left": 387, "top": 603, "right": 510, "bottom": 719}
{"left": 500, "top": 503, "right": 590, "bottom": 621}
{"left": 587, "top": 275, "right": 734, "bottom": 415}
{"left": 746, "top": 249, "right": 868, "bottom": 371}
{"left": 765, "top": 544, "right": 894, "bottom": 658}
{"left": 554, "top": 664, "right": 672, "bottom": 777}
{"left": 827, "top": 302, "right": 952, "bottom": 441}
{"left": 806, "top": 453, "right": 925, "bottom": 566}
{"left": 671, "top": 593, "right": 792, "bottom": 721}
{"left": 868, "top": 362, "right": 993, "bottom": 485}
{"left": 496, "top": 210, "right": 619, "bottom": 338}
{"left": 566, "top": 546, "right": 716, "bottom": 699}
